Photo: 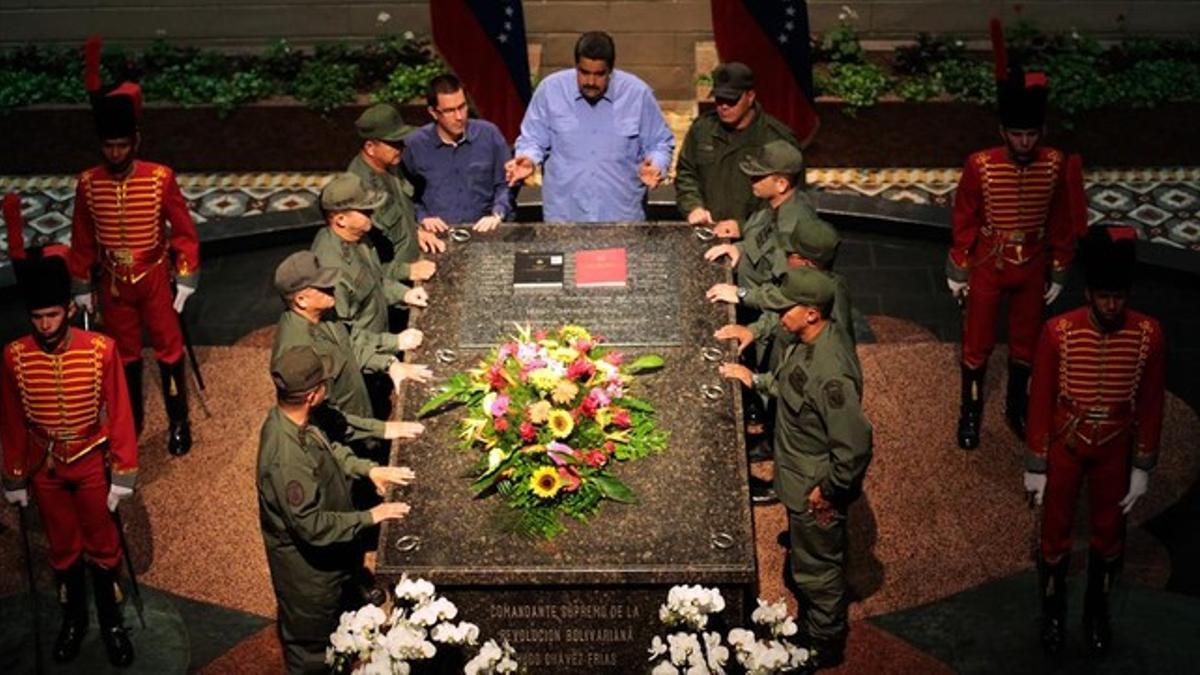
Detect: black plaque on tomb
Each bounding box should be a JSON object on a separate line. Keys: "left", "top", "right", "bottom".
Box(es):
{"left": 380, "top": 223, "right": 754, "bottom": 674}
{"left": 511, "top": 250, "right": 564, "bottom": 289}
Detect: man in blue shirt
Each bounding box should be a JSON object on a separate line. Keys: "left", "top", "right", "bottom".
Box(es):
{"left": 506, "top": 31, "right": 675, "bottom": 223}
{"left": 402, "top": 74, "right": 513, "bottom": 233}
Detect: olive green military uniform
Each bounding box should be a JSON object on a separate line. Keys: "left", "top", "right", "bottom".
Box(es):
{"left": 735, "top": 191, "right": 819, "bottom": 292}
{"left": 675, "top": 102, "right": 802, "bottom": 224}
{"left": 271, "top": 311, "right": 388, "bottom": 443}
{"left": 753, "top": 270, "right": 873, "bottom": 650}
{"left": 257, "top": 403, "right": 379, "bottom": 672}
{"left": 346, "top": 154, "right": 421, "bottom": 282}
{"left": 311, "top": 225, "right": 408, "bottom": 362}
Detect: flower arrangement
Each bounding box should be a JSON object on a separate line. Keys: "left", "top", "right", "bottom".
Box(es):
{"left": 648, "top": 586, "right": 810, "bottom": 675}
{"left": 418, "top": 325, "right": 668, "bottom": 539}
{"left": 327, "top": 575, "right": 518, "bottom": 675}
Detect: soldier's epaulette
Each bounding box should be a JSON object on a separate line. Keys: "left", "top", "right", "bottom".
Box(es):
{"left": 971, "top": 151, "right": 991, "bottom": 171}
{"left": 6, "top": 340, "right": 24, "bottom": 358}
{"left": 151, "top": 164, "right": 169, "bottom": 179}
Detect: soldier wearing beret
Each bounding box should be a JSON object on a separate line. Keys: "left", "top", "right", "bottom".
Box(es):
{"left": 347, "top": 103, "right": 441, "bottom": 284}
{"left": 257, "top": 346, "right": 416, "bottom": 673}
{"left": 1, "top": 231, "right": 137, "bottom": 666}
{"left": 676, "top": 62, "right": 803, "bottom": 237}
{"left": 1023, "top": 226, "right": 1165, "bottom": 656}
{"left": 270, "top": 251, "right": 430, "bottom": 448}
{"left": 69, "top": 37, "right": 199, "bottom": 456}
{"left": 720, "top": 268, "right": 873, "bottom": 672}
{"left": 948, "top": 20, "right": 1082, "bottom": 450}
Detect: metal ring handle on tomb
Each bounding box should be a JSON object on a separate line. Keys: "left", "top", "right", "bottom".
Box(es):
{"left": 394, "top": 535, "right": 422, "bottom": 552}
{"left": 701, "top": 346, "right": 725, "bottom": 363}
{"left": 435, "top": 348, "right": 458, "bottom": 364}
{"left": 694, "top": 227, "right": 716, "bottom": 241}
{"left": 710, "top": 532, "right": 735, "bottom": 550}
{"left": 449, "top": 229, "right": 472, "bottom": 243}
{"left": 700, "top": 383, "right": 724, "bottom": 400}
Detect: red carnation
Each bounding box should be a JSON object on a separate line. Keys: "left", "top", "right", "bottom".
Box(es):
{"left": 583, "top": 450, "right": 608, "bottom": 468}
{"left": 612, "top": 408, "right": 631, "bottom": 429}
{"left": 519, "top": 421, "right": 537, "bottom": 442}
{"left": 566, "top": 358, "right": 595, "bottom": 381}
{"left": 494, "top": 418, "right": 509, "bottom": 432}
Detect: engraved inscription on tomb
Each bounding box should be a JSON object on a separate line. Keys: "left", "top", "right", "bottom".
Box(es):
{"left": 458, "top": 245, "right": 682, "bottom": 348}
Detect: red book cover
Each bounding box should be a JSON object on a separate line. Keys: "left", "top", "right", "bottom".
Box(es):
{"left": 574, "top": 248, "right": 627, "bottom": 288}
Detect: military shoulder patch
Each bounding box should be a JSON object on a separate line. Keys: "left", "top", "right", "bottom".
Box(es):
{"left": 286, "top": 480, "right": 306, "bottom": 507}
{"left": 824, "top": 379, "right": 846, "bottom": 409}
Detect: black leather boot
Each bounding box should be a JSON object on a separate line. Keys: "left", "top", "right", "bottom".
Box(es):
{"left": 123, "top": 360, "right": 145, "bottom": 436}
{"left": 52, "top": 561, "right": 88, "bottom": 662}
{"left": 1005, "top": 361, "right": 1031, "bottom": 439}
{"left": 1038, "top": 554, "right": 1070, "bottom": 655}
{"left": 159, "top": 359, "right": 192, "bottom": 456}
{"left": 1083, "top": 550, "right": 1118, "bottom": 655}
{"left": 956, "top": 365, "right": 986, "bottom": 449}
{"left": 91, "top": 564, "right": 134, "bottom": 667}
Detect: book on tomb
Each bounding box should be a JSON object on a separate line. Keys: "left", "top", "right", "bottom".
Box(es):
{"left": 574, "top": 247, "right": 628, "bottom": 288}
{"left": 512, "top": 251, "right": 564, "bottom": 289}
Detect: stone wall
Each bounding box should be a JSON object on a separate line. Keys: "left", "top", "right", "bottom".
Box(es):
{"left": 3, "top": 1, "right": 1200, "bottom": 100}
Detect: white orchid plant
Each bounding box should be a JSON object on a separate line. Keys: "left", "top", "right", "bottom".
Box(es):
{"left": 648, "top": 586, "right": 809, "bottom": 675}
{"left": 327, "top": 575, "right": 519, "bottom": 674}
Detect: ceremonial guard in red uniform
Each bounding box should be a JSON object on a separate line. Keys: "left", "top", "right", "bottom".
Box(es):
{"left": 2, "top": 199, "right": 139, "bottom": 666}
{"left": 1023, "top": 226, "right": 1166, "bottom": 656}
{"left": 948, "top": 20, "right": 1083, "bottom": 449}
{"left": 68, "top": 38, "right": 200, "bottom": 455}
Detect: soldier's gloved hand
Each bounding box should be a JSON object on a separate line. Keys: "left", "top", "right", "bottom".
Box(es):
{"left": 396, "top": 328, "right": 423, "bottom": 351}
{"left": 369, "top": 501, "right": 411, "bottom": 524}
{"left": 408, "top": 259, "right": 437, "bottom": 282}
{"left": 1119, "top": 468, "right": 1150, "bottom": 514}
{"left": 384, "top": 421, "right": 425, "bottom": 441}
{"left": 74, "top": 293, "right": 94, "bottom": 315}
{"left": 947, "top": 278, "right": 968, "bottom": 300}
{"left": 706, "top": 283, "right": 740, "bottom": 304}
{"left": 403, "top": 287, "right": 429, "bottom": 308}
{"left": 107, "top": 485, "right": 133, "bottom": 512}
{"left": 4, "top": 488, "right": 28, "bottom": 508}
{"left": 172, "top": 285, "right": 195, "bottom": 313}
{"left": 1023, "top": 471, "right": 1047, "bottom": 506}
{"left": 1043, "top": 282, "right": 1063, "bottom": 305}
{"left": 712, "top": 219, "right": 740, "bottom": 238}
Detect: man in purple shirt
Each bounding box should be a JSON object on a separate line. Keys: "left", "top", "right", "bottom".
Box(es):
{"left": 505, "top": 31, "right": 675, "bottom": 223}
{"left": 401, "top": 74, "right": 513, "bottom": 233}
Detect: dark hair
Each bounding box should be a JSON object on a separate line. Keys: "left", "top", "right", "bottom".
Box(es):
{"left": 426, "top": 73, "right": 463, "bottom": 109}
{"left": 574, "top": 31, "right": 616, "bottom": 69}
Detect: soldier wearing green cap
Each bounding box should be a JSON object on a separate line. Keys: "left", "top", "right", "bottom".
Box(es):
{"left": 311, "top": 173, "right": 430, "bottom": 381}
{"left": 347, "top": 103, "right": 441, "bottom": 285}
{"left": 258, "top": 345, "right": 418, "bottom": 673}
{"left": 271, "top": 251, "right": 430, "bottom": 448}
{"left": 677, "top": 62, "right": 803, "bottom": 236}
{"left": 720, "top": 268, "right": 873, "bottom": 671}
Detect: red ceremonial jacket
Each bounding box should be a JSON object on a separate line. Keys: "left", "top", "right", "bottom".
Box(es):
{"left": 1025, "top": 307, "right": 1166, "bottom": 472}
{"left": 1, "top": 329, "right": 138, "bottom": 490}
{"left": 949, "top": 146, "right": 1079, "bottom": 283}
{"left": 68, "top": 160, "right": 200, "bottom": 289}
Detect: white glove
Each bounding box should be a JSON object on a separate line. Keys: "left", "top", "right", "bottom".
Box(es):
{"left": 1118, "top": 467, "right": 1149, "bottom": 514}
{"left": 947, "top": 278, "right": 968, "bottom": 300}
{"left": 173, "top": 284, "right": 195, "bottom": 313}
{"left": 107, "top": 485, "right": 133, "bottom": 512}
{"left": 1043, "top": 282, "right": 1063, "bottom": 305}
{"left": 4, "top": 488, "right": 28, "bottom": 507}
{"left": 1023, "top": 471, "right": 1047, "bottom": 506}
{"left": 74, "top": 293, "right": 94, "bottom": 315}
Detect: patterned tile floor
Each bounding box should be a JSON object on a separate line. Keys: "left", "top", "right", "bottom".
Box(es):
{"left": 2, "top": 167, "right": 1200, "bottom": 262}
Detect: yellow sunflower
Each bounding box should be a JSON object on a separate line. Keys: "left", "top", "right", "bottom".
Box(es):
{"left": 547, "top": 409, "right": 575, "bottom": 438}
{"left": 530, "top": 466, "right": 563, "bottom": 499}
{"left": 551, "top": 380, "right": 579, "bottom": 405}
